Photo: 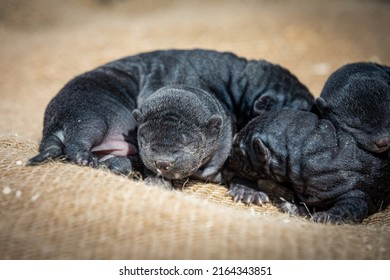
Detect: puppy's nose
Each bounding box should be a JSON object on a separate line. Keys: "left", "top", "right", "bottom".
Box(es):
{"left": 375, "top": 138, "right": 390, "bottom": 150}
{"left": 155, "top": 160, "right": 173, "bottom": 171}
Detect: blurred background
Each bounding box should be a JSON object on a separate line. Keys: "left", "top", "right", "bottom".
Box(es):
{"left": 0, "top": 0, "right": 389, "bottom": 140}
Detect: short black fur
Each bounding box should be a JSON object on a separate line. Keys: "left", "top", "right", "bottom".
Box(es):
{"left": 28, "top": 49, "right": 314, "bottom": 183}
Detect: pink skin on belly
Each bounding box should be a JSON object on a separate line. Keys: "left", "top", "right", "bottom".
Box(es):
{"left": 91, "top": 139, "right": 137, "bottom": 159}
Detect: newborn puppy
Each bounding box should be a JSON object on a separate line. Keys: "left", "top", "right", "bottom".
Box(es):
{"left": 133, "top": 85, "right": 233, "bottom": 185}
{"left": 28, "top": 49, "right": 313, "bottom": 178}
{"left": 225, "top": 110, "right": 390, "bottom": 224}
{"left": 316, "top": 62, "right": 390, "bottom": 154}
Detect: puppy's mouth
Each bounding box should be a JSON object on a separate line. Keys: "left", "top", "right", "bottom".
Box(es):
{"left": 156, "top": 169, "right": 184, "bottom": 180}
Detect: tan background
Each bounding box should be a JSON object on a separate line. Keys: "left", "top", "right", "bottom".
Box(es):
{"left": 0, "top": 0, "right": 389, "bottom": 259}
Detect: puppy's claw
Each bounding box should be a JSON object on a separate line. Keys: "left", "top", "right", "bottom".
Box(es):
{"left": 254, "top": 192, "right": 269, "bottom": 205}
{"left": 228, "top": 184, "right": 269, "bottom": 206}
{"left": 312, "top": 212, "right": 344, "bottom": 225}
{"left": 73, "top": 151, "right": 98, "bottom": 167}
{"left": 279, "top": 200, "right": 300, "bottom": 216}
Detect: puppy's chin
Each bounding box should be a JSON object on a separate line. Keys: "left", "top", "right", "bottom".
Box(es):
{"left": 146, "top": 163, "right": 194, "bottom": 180}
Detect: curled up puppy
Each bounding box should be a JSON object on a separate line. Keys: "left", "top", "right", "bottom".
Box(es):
{"left": 224, "top": 109, "right": 390, "bottom": 224}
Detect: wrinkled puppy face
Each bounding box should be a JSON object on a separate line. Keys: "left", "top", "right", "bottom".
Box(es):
{"left": 339, "top": 114, "right": 390, "bottom": 154}
{"left": 318, "top": 64, "right": 390, "bottom": 153}
{"left": 136, "top": 117, "right": 206, "bottom": 179}
{"left": 227, "top": 120, "right": 273, "bottom": 180}
{"left": 317, "top": 97, "right": 390, "bottom": 153}
{"left": 134, "top": 110, "right": 222, "bottom": 180}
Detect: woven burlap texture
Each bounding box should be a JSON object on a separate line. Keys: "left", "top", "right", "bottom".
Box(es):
{"left": 1, "top": 136, "right": 389, "bottom": 259}
{"left": 1, "top": 0, "right": 390, "bottom": 259}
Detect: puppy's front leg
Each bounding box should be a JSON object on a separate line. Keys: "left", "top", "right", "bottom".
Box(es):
{"left": 312, "top": 190, "right": 371, "bottom": 224}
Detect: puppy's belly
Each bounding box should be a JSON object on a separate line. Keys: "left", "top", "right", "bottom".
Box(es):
{"left": 91, "top": 135, "right": 137, "bottom": 161}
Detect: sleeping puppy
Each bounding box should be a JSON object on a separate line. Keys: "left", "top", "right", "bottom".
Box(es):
{"left": 28, "top": 49, "right": 313, "bottom": 181}
{"left": 133, "top": 85, "right": 233, "bottom": 186}
{"left": 224, "top": 109, "right": 390, "bottom": 224}
{"left": 316, "top": 62, "right": 390, "bottom": 154}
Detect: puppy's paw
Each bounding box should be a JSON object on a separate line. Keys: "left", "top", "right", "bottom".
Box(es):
{"left": 98, "top": 156, "right": 134, "bottom": 175}
{"left": 312, "top": 212, "right": 346, "bottom": 225}
{"left": 27, "top": 134, "right": 64, "bottom": 165}
{"left": 57, "top": 140, "right": 99, "bottom": 167}
{"left": 227, "top": 184, "right": 269, "bottom": 205}
{"left": 278, "top": 200, "right": 301, "bottom": 216}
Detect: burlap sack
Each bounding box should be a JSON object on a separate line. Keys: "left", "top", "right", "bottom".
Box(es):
{"left": 1, "top": 0, "right": 389, "bottom": 259}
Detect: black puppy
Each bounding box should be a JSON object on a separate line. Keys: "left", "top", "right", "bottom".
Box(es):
{"left": 224, "top": 110, "right": 390, "bottom": 224}
{"left": 133, "top": 85, "right": 233, "bottom": 185}
{"left": 28, "top": 49, "right": 313, "bottom": 181}
{"left": 316, "top": 62, "right": 390, "bottom": 154}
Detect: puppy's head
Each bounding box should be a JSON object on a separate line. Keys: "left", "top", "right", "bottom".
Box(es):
{"left": 318, "top": 62, "right": 390, "bottom": 153}
{"left": 133, "top": 86, "right": 223, "bottom": 180}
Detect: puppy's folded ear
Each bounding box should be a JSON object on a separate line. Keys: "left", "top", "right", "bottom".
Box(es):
{"left": 315, "top": 97, "right": 329, "bottom": 114}
{"left": 251, "top": 137, "right": 270, "bottom": 163}
{"left": 253, "top": 93, "right": 277, "bottom": 115}
{"left": 207, "top": 115, "right": 223, "bottom": 135}
{"left": 132, "top": 109, "right": 144, "bottom": 124}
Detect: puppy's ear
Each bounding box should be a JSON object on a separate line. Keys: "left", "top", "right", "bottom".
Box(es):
{"left": 315, "top": 97, "right": 329, "bottom": 114}
{"left": 251, "top": 137, "right": 270, "bottom": 163}
{"left": 132, "top": 109, "right": 144, "bottom": 124}
{"left": 253, "top": 93, "right": 277, "bottom": 115}
{"left": 207, "top": 115, "right": 223, "bottom": 135}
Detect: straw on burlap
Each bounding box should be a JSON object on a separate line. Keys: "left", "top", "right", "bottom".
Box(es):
{"left": 1, "top": 0, "right": 390, "bottom": 259}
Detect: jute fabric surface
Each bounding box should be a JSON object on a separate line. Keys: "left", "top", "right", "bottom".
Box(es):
{"left": 1, "top": 0, "right": 389, "bottom": 259}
